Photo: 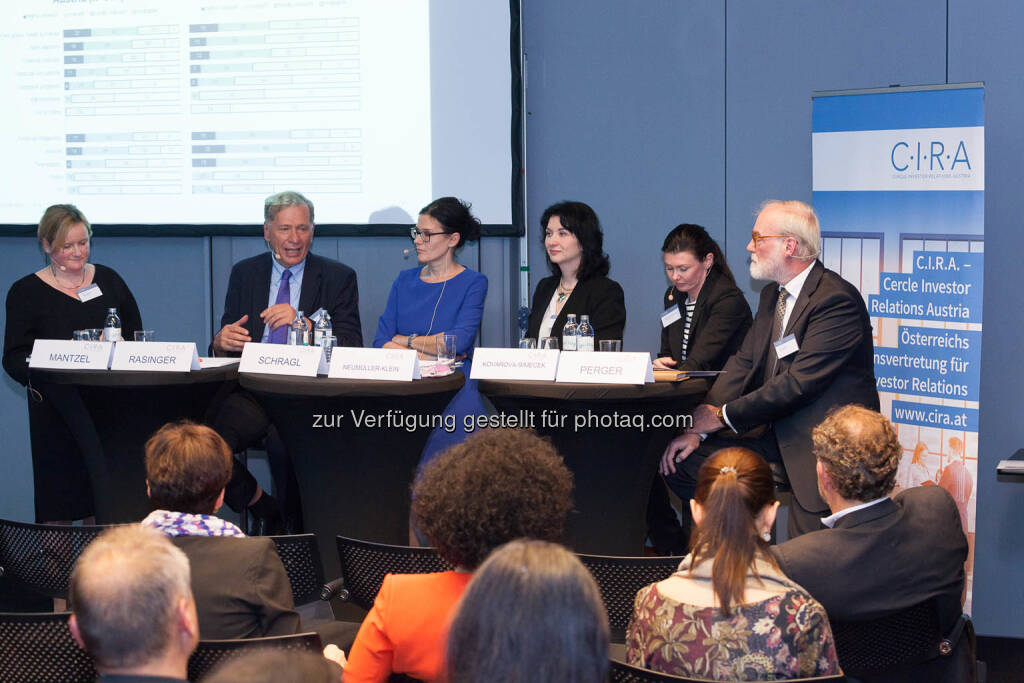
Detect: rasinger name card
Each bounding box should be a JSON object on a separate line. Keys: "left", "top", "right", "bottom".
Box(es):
{"left": 328, "top": 347, "right": 420, "bottom": 381}
{"left": 111, "top": 342, "right": 200, "bottom": 372}
{"left": 239, "top": 342, "right": 328, "bottom": 377}
{"left": 555, "top": 351, "right": 654, "bottom": 385}
{"left": 29, "top": 339, "right": 114, "bottom": 371}
{"left": 470, "top": 348, "right": 560, "bottom": 381}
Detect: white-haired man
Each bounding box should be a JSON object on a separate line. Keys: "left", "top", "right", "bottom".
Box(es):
{"left": 662, "top": 200, "right": 879, "bottom": 536}
{"left": 69, "top": 525, "right": 198, "bottom": 681}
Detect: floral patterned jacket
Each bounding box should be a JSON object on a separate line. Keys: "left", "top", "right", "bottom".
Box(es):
{"left": 625, "top": 555, "right": 839, "bottom": 681}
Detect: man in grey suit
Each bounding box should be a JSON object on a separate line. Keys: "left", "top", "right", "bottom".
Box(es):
{"left": 662, "top": 200, "right": 879, "bottom": 536}
{"left": 772, "top": 405, "right": 968, "bottom": 633}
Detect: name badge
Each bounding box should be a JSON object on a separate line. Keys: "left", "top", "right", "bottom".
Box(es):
{"left": 328, "top": 347, "right": 420, "bottom": 381}
{"left": 556, "top": 351, "right": 654, "bottom": 384}
{"left": 774, "top": 334, "right": 799, "bottom": 360}
{"left": 239, "top": 342, "right": 328, "bottom": 377}
{"left": 660, "top": 305, "right": 682, "bottom": 327}
{"left": 29, "top": 339, "right": 114, "bottom": 371}
{"left": 110, "top": 342, "right": 200, "bottom": 372}
{"left": 77, "top": 283, "right": 102, "bottom": 302}
{"left": 471, "top": 348, "right": 560, "bottom": 381}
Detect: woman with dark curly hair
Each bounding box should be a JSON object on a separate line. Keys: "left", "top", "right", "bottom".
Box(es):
{"left": 526, "top": 201, "right": 626, "bottom": 346}
{"left": 342, "top": 429, "right": 573, "bottom": 683}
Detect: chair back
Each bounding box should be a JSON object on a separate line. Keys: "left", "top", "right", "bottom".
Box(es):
{"left": 830, "top": 599, "right": 943, "bottom": 677}
{"left": 188, "top": 631, "right": 322, "bottom": 681}
{"left": 0, "top": 611, "right": 96, "bottom": 682}
{"left": 576, "top": 553, "right": 680, "bottom": 643}
{"left": 268, "top": 534, "right": 326, "bottom": 606}
{"left": 609, "top": 657, "right": 846, "bottom": 682}
{"left": 336, "top": 536, "right": 450, "bottom": 610}
{"left": 0, "top": 518, "right": 107, "bottom": 601}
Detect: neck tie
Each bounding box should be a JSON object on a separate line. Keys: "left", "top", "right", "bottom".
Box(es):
{"left": 268, "top": 269, "right": 291, "bottom": 344}
{"left": 768, "top": 286, "right": 788, "bottom": 376}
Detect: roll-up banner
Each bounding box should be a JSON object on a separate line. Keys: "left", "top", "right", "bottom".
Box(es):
{"left": 812, "top": 84, "right": 983, "bottom": 611}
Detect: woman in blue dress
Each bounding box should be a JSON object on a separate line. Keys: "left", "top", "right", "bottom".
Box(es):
{"left": 373, "top": 197, "right": 488, "bottom": 466}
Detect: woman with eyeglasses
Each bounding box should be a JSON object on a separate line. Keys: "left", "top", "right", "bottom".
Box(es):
{"left": 3, "top": 204, "right": 142, "bottom": 523}
{"left": 373, "top": 197, "right": 488, "bottom": 466}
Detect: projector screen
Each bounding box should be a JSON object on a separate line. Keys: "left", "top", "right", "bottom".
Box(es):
{"left": 0, "top": 0, "right": 516, "bottom": 231}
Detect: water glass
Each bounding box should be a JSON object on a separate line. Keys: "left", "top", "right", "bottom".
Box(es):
{"left": 539, "top": 337, "right": 559, "bottom": 350}
{"left": 518, "top": 337, "right": 537, "bottom": 349}
{"left": 134, "top": 330, "right": 156, "bottom": 342}
{"left": 599, "top": 339, "right": 622, "bottom": 352}
{"left": 86, "top": 329, "right": 103, "bottom": 341}
{"left": 437, "top": 333, "right": 457, "bottom": 366}
{"left": 73, "top": 330, "right": 88, "bottom": 341}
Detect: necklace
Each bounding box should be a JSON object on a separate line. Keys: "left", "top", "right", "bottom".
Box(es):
{"left": 51, "top": 263, "right": 87, "bottom": 290}
{"left": 556, "top": 282, "right": 575, "bottom": 303}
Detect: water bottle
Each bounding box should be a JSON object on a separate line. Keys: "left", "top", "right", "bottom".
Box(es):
{"left": 288, "top": 310, "right": 309, "bottom": 345}
{"left": 103, "top": 307, "right": 121, "bottom": 342}
{"left": 577, "top": 314, "right": 595, "bottom": 352}
{"left": 314, "top": 311, "right": 333, "bottom": 347}
{"left": 562, "top": 314, "right": 578, "bottom": 351}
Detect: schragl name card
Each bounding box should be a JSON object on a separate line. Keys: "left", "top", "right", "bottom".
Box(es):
{"left": 239, "top": 343, "right": 327, "bottom": 377}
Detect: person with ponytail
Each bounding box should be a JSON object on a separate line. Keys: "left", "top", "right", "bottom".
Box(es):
{"left": 653, "top": 223, "right": 751, "bottom": 372}
{"left": 627, "top": 448, "right": 839, "bottom": 680}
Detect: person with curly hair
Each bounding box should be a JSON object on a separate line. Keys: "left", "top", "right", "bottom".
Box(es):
{"left": 341, "top": 428, "right": 573, "bottom": 683}
{"left": 772, "top": 405, "right": 968, "bottom": 638}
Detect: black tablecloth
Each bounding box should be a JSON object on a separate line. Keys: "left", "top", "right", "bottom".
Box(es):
{"left": 478, "top": 377, "right": 708, "bottom": 555}
{"left": 240, "top": 371, "right": 465, "bottom": 578}
{"left": 30, "top": 365, "right": 240, "bottom": 523}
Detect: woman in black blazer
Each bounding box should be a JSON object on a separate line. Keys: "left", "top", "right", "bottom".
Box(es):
{"left": 526, "top": 201, "right": 625, "bottom": 344}
{"left": 653, "top": 224, "right": 752, "bottom": 372}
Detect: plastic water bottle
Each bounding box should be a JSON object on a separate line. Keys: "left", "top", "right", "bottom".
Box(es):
{"left": 562, "top": 314, "right": 578, "bottom": 351}
{"left": 577, "top": 314, "right": 595, "bottom": 352}
{"left": 314, "top": 311, "right": 333, "bottom": 347}
{"left": 103, "top": 307, "right": 121, "bottom": 342}
{"left": 288, "top": 310, "right": 309, "bottom": 345}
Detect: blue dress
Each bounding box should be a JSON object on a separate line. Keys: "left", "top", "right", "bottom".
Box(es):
{"left": 373, "top": 267, "right": 488, "bottom": 466}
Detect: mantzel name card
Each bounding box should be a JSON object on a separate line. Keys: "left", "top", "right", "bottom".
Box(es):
{"left": 29, "top": 339, "right": 114, "bottom": 371}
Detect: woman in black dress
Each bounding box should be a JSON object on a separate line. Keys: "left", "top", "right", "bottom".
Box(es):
{"left": 3, "top": 204, "right": 141, "bottom": 522}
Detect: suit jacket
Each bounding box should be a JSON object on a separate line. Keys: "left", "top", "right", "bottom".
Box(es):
{"left": 708, "top": 261, "right": 878, "bottom": 511}
{"left": 658, "top": 268, "right": 752, "bottom": 372}
{"left": 171, "top": 535, "right": 301, "bottom": 640}
{"left": 217, "top": 252, "right": 362, "bottom": 355}
{"left": 772, "top": 486, "right": 968, "bottom": 633}
{"left": 526, "top": 275, "right": 626, "bottom": 343}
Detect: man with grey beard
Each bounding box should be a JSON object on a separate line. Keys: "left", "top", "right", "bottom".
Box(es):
{"left": 660, "top": 200, "right": 878, "bottom": 537}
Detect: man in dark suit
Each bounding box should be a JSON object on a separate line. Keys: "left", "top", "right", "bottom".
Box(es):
{"left": 211, "top": 191, "right": 362, "bottom": 532}
{"left": 69, "top": 525, "right": 198, "bottom": 682}
{"left": 661, "top": 200, "right": 878, "bottom": 536}
{"left": 772, "top": 405, "right": 967, "bottom": 633}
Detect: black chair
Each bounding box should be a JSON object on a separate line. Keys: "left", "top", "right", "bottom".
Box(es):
{"left": 576, "top": 552, "right": 681, "bottom": 643}
{"left": 268, "top": 534, "right": 332, "bottom": 607}
{"left": 0, "top": 518, "right": 107, "bottom": 602}
{"left": 610, "top": 657, "right": 846, "bottom": 682}
{"left": 334, "top": 536, "right": 449, "bottom": 610}
{"left": 831, "top": 599, "right": 976, "bottom": 682}
{"left": 0, "top": 611, "right": 96, "bottom": 682}
{"left": 188, "top": 631, "right": 322, "bottom": 681}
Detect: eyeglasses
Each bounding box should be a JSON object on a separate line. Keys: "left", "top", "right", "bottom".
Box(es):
{"left": 750, "top": 233, "right": 788, "bottom": 248}
{"left": 410, "top": 227, "right": 449, "bottom": 243}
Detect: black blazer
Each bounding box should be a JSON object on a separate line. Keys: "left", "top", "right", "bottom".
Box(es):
{"left": 658, "top": 269, "right": 752, "bottom": 372}
{"left": 526, "top": 275, "right": 626, "bottom": 343}
{"left": 217, "top": 252, "right": 362, "bottom": 355}
{"left": 707, "top": 261, "right": 878, "bottom": 511}
{"left": 772, "top": 486, "right": 968, "bottom": 633}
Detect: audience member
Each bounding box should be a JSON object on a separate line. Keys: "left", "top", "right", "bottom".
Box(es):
{"left": 342, "top": 429, "right": 574, "bottom": 683}
{"left": 205, "top": 649, "right": 342, "bottom": 683}
{"left": 142, "top": 420, "right": 301, "bottom": 640}
{"left": 772, "top": 405, "right": 968, "bottom": 633}
{"left": 446, "top": 539, "right": 609, "bottom": 683}
{"left": 69, "top": 525, "right": 198, "bottom": 682}
{"left": 628, "top": 448, "right": 839, "bottom": 680}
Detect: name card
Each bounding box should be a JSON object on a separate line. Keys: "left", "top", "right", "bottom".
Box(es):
{"left": 555, "top": 351, "right": 654, "bottom": 385}
{"left": 111, "top": 342, "right": 200, "bottom": 372}
{"left": 470, "top": 348, "right": 560, "bottom": 381}
{"left": 29, "top": 339, "right": 114, "bottom": 371}
{"left": 239, "top": 342, "right": 328, "bottom": 377}
{"left": 328, "top": 347, "right": 420, "bottom": 381}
